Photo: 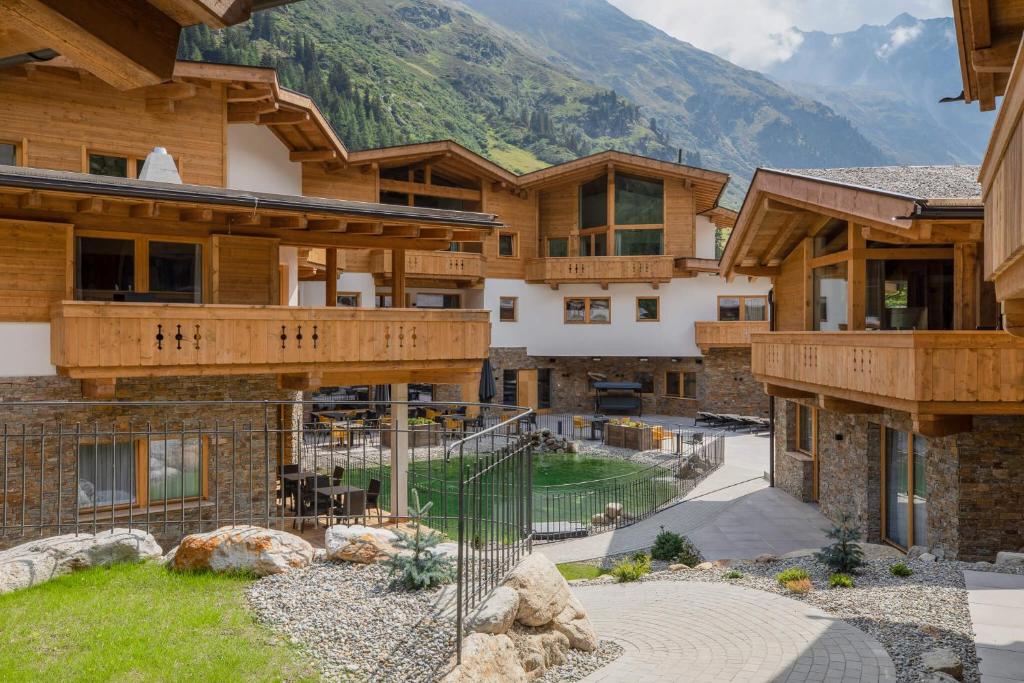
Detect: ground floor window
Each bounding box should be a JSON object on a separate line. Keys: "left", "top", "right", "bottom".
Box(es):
{"left": 78, "top": 437, "right": 207, "bottom": 510}
{"left": 796, "top": 404, "right": 814, "bottom": 454}
{"left": 538, "top": 369, "right": 552, "bottom": 410}
{"left": 665, "top": 371, "right": 697, "bottom": 399}
{"left": 882, "top": 428, "right": 928, "bottom": 549}
{"left": 502, "top": 370, "right": 518, "bottom": 406}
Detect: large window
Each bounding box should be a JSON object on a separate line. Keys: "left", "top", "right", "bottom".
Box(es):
{"left": 865, "top": 259, "right": 953, "bottom": 330}
{"left": 665, "top": 371, "right": 697, "bottom": 399}
{"left": 412, "top": 293, "right": 460, "bottom": 309}
{"left": 564, "top": 297, "right": 610, "bottom": 324}
{"left": 75, "top": 235, "right": 204, "bottom": 303}
{"left": 538, "top": 369, "right": 552, "bottom": 410}
{"left": 502, "top": 370, "right": 518, "bottom": 406}
{"left": 718, "top": 295, "right": 767, "bottom": 321}
{"left": 78, "top": 437, "right": 206, "bottom": 510}
{"left": 579, "top": 232, "right": 607, "bottom": 256}
{"left": 579, "top": 176, "right": 608, "bottom": 229}
{"left": 883, "top": 429, "right": 928, "bottom": 549}
{"left": 813, "top": 262, "right": 848, "bottom": 331}
{"left": 615, "top": 229, "right": 663, "bottom": 256}
{"left": 76, "top": 237, "right": 135, "bottom": 300}
{"left": 615, "top": 174, "right": 663, "bottom": 225}
{"left": 548, "top": 238, "right": 568, "bottom": 257}
{"left": 149, "top": 241, "right": 202, "bottom": 304}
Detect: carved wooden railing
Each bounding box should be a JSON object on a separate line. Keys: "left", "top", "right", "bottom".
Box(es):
{"left": 525, "top": 256, "right": 675, "bottom": 285}
{"left": 695, "top": 321, "right": 770, "bottom": 352}
{"left": 369, "top": 250, "right": 485, "bottom": 282}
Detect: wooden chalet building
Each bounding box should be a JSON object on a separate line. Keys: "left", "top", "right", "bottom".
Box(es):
{"left": 722, "top": 164, "right": 1024, "bottom": 560}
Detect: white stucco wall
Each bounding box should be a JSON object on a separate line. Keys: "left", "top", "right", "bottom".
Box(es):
{"left": 299, "top": 273, "right": 377, "bottom": 308}
{"left": 226, "top": 124, "right": 302, "bottom": 195}
{"left": 279, "top": 246, "right": 299, "bottom": 306}
{"left": 0, "top": 323, "right": 56, "bottom": 376}
{"left": 695, "top": 215, "right": 719, "bottom": 260}
{"left": 486, "top": 275, "right": 770, "bottom": 357}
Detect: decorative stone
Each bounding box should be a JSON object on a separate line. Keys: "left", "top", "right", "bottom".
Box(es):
{"left": 971, "top": 561, "right": 993, "bottom": 570}
{"left": 907, "top": 545, "right": 929, "bottom": 560}
{"left": 170, "top": 525, "right": 312, "bottom": 576}
{"left": 995, "top": 551, "right": 1024, "bottom": 567}
{"left": 504, "top": 553, "right": 572, "bottom": 627}
{"left": 442, "top": 633, "right": 528, "bottom": 683}
{"left": 0, "top": 529, "right": 162, "bottom": 594}
{"left": 551, "top": 595, "right": 598, "bottom": 651}
{"left": 325, "top": 524, "right": 398, "bottom": 564}
{"left": 753, "top": 553, "right": 778, "bottom": 563}
{"left": 921, "top": 648, "right": 963, "bottom": 680}
{"left": 919, "top": 673, "right": 959, "bottom": 683}
{"left": 919, "top": 624, "right": 943, "bottom": 638}
{"left": 467, "top": 586, "right": 520, "bottom": 635}
{"left": 694, "top": 561, "right": 715, "bottom": 570}
{"left": 605, "top": 503, "right": 623, "bottom": 519}
{"left": 713, "top": 559, "right": 732, "bottom": 568}
{"left": 669, "top": 563, "right": 692, "bottom": 571}
{"left": 591, "top": 513, "right": 607, "bottom": 525}
{"left": 512, "top": 627, "right": 570, "bottom": 679}
{"left": 918, "top": 553, "right": 937, "bottom": 563}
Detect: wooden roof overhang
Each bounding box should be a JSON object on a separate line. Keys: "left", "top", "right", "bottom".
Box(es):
{"left": 0, "top": 1, "right": 296, "bottom": 90}
{"left": 347, "top": 141, "right": 518, "bottom": 187}
{"left": 517, "top": 150, "right": 729, "bottom": 214}
{"left": 700, "top": 206, "right": 738, "bottom": 230}
{"left": 0, "top": 165, "right": 502, "bottom": 251}
{"left": 952, "top": 0, "right": 1024, "bottom": 111}
{"left": 721, "top": 169, "right": 984, "bottom": 278}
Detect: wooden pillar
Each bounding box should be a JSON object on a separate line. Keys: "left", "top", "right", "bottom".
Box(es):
{"left": 461, "top": 373, "right": 481, "bottom": 417}
{"left": 847, "top": 223, "right": 866, "bottom": 331}
{"left": 606, "top": 164, "right": 615, "bottom": 255}
{"left": 325, "top": 248, "right": 338, "bottom": 307}
{"left": 389, "top": 383, "right": 410, "bottom": 518}
{"left": 954, "top": 241, "right": 980, "bottom": 330}
{"left": 392, "top": 248, "right": 406, "bottom": 308}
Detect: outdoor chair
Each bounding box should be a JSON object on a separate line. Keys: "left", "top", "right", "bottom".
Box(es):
{"left": 295, "top": 474, "right": 334, "bottom": 531}
{"left": 366, "top": 478, "right": 383, "bottom": 523}
{"left": 338, "top": 489, "right": 368, "bottom": 525}
{"left": 332, "top": 465, "right": 346, "bottom": 485}
{"left": 572, "top": 415, "right": 586, "bottom": 438}
{"left": 277, "top": 463, "right": 301, "bottom": 510}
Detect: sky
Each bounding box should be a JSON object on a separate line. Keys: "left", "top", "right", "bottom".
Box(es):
{"left": 607, "top": 0, "right": 952, "bottom": 70}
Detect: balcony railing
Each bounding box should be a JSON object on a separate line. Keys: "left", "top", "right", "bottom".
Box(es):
{"left": 695, "top": 321, "right": 769, "bottom": 352}
{"left": 369, "top": 250, "right": 485, "bottom": 285}
{"left": 50, "top": 301, "right": 490, "bottom": 383}
{"left": 751, "top": 331, "right": 1024, "bottom": 415}
{"left": 525, "top": 256, "right": 675, "bottom": 287}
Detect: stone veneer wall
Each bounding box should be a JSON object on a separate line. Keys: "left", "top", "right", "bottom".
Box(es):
{"left": 772, "top": 400, "right": 814, "bottom": 503}
{"left": 702, "top": 348, "right": 769, "bottom": 417}
{"left": 0, "top": 374, "right": 300, "bottom": 550}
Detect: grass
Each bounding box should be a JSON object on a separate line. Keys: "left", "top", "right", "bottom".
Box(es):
{"left": 557, "top": 562, "right": 609, "bottom": 581}
{"left": 0, "top": 561, "right": 317, "bottom": 683}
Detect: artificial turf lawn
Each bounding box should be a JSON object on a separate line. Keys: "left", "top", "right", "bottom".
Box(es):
{"left": 556, "top": 562, "right": 609, "bottom": 581}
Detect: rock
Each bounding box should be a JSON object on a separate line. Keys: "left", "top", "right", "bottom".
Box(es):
{"left": 921, "top": 648, "right": 963, "bottom": 680}
{"left": 605, "top": 503, "right": 623, "bottom": 519}
{"left": 971, "top": 561, "right": 993, "bottom": 570}
{"left": 919, "top": 624, "right": 943, "bottom": 638}
{"left": 551, "top": 595, "right": 598, "bottom": 652}
{"left": 170, "top": 525, "right": 312, "bottom": 576}
{"left": 907, "top": 545, "right": 929, "bottom": 560}
{"left": 442, "top": 633, "right": 528, "bottom": 683}
{"left": 713, "top": 559, "right": 732, "bottom": 568}
{"left": 434, "top": 542, "right": 459, "bottom": 561}
{"left": 919, "top": 553, "right": 937, "bottom": 563}
{"left": 669, "top": 563, "right": 692, "bottom": 571}
{"left": 933, "top": 548, "right": 947, "bottom": 560}
{"left": 591, "top": 513, "right": 607, "bottom": 526}
{"left": 694, "top": 561, "right": 715, "bottom": 570}
{"left": 779, "top": 548, "right": 817, "bottom": 559}
{"left": 919, "top": 673, "right": 959, "bottom": 683}
{"left": 504, "top": 553, "right": 572, "bottom": 627}
{"left": 753, "top": 553, "right": 777, "bottom": 564}
{"left": 0, "top": 529, "right": 162, "bottom": 594}
{"left": 325, "top": 524, "right": 398, "bottom": 564}
{"left": 511, "top": 627, "right": 570, "bottom": 679}
{"left": 995, "top": 551, "right": 1024, "bottom": 567}
{"left": 467, "top": 586, "right": 520, "bottom": 635}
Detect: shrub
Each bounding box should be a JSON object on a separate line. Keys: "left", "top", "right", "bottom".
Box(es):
{"left": 407, "top": 417, "right": 435, "bottom": 426}
{"left": 651, "top": 527, "right": 685, "bottom": 561}
{"left": 784, "top": 578, "right": 813, "bottom": 594}
{"left": 890, "top": 563, "right": 913, "bottom": 577}
{"left": 815, "top": 512, "right": 865, "bottom": 574}
{"left": 384, "top": 489, "right": 455, "bottom": 590}
{"left": 724, "top": 570, "right": 743, "bottom": 580}
{"left": 829, "top": 573, "right": 854, "bottom": 588}
{"left": 775, "top": 567, "right": 810, "bottom": 585}
{"left": 611, "top": 553, "right": 651, "bottom": 583}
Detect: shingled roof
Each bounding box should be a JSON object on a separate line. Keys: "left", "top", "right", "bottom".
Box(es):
{"left": 774, "top": 165, "right": 982, "bottom": 203}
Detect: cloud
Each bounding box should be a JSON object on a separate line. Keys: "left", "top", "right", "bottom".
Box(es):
{"left": 876, "top": 22, "right": 923, "bottom": 58}
{"left": 608, "top": 0, "right": 951, "bottom": 69}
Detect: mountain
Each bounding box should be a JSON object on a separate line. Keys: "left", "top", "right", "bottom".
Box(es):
{"left": 183, "top": 0, "right": 891, "bottom": 204}
{"left": 766, "top": 14, "right": 995, "bottom": 165}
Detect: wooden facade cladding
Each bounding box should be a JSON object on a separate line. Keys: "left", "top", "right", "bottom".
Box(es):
{"left": 0, "top": 218, "right": 72, "bottom": 322}
{"left": 368, "top": 250, "right": 485, "bottom": 286}
{"left": 211, "top": 235, "right": 279, "bottom": 305}
{"left": 524, "top": 256, "right": 675, "bottom": 287}
{"left": 695, "top": 321, "right": 770, "bottom": 353}
{"left": 50, "top": 302, "right": 491, "bottom": 385}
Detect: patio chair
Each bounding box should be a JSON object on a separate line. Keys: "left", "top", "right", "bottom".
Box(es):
{"left": 572, "top": 415, "right": 586, "bottom": 438}
{"left": 366, "top": 478, "right": 383, "bottom": 523}
{"left": 339, "top": 489, "right": 368, "bottom": 525}
{"left": 332, "top": 465, "right": 346, "bottom": 485}
{"left": 277, "top": 463, "right": 301, "bottom": 510}
{"left": 295, "top": 474, "right": 334, "bottom": 531}
{"left": 443, "top": 416, "right": 462, "bottom": 433}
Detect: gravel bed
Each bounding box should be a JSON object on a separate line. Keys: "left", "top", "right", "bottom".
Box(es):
{"left": 574, "top": 555, "right": 1024, "bottom": 683}
{"left": 247, "top": 561, "right": 456, "bottom": 683}
{"left": 536, "top": 640, "right": 625, "bottom": 682}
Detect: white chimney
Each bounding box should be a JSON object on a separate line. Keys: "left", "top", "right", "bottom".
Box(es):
{"left": 138, "top": 147, "right": 182, "bottom": 184}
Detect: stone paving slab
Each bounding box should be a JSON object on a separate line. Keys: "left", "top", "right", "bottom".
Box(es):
{"left": 965, "top": 570, "right": 1024, "bottom": 683}
{"left": 574, "top": 581, "right": 896, "bottom": 683}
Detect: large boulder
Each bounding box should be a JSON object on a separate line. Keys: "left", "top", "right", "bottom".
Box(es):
{"left": 551, "top": 594, "right": 598, "bottom": 651}
{"left": 325, "top": 524, "right": 398, "bottom": 564}
{"left": 0, "top": 529, "right": 162, "bottom": 594}
{"left": 921, "top": 648, "right": 963, "bottom": 681}
{"left": 169, "top": 526, "right": 312, "bottom": 576}
{"left": 467, "top": 585, "right": 521, "bottom": 635}
{"left": 442, "top": 633, "right": 528, "bottom": 683}
{"left": 605, "top": 503, "right": 623, "bottom": 519}
{"left": 503, "top": 553, "right": 572, "bottom": 627}
{"left": 511, "top": 626, "right": 570, "bottom": 680}
{"left": 995, "top": 551, "right": 1024, "bottom": 568}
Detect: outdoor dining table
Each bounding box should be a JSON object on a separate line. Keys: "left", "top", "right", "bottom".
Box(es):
{"left": 315, "top": 484, "right": 366, "bottom": 515}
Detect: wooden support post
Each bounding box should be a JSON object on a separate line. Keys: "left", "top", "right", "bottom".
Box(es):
{"left": 325, "top": 248, "right": 338, "bottom": 307}
{"left": 954, "top": 242, "right": 980, "bottom": 330}
{"left": 847, "top": 223, "right": 866, "bottom": 331}
{"left": 390, "top": 383, "right": 410, "bottom": 518}
{"left": 81, "top": 378, "right": 116, "bottom": 400}
{"left": 392, "top": 248, "right": 407, "bottom": 308}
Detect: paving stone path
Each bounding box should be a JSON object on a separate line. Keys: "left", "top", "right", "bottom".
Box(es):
{"left": 575, "top": 581, "right": 896, "bottom": 683}
{"left": 965, "top": 570, "right": 1024, "bottom": 683}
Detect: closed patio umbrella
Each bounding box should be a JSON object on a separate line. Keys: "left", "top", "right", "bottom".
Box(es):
{"left": 372, "top": 384, "right": 390, "bottom": 414}
{"left": 478, "top": 358, "right": 496, "bottom": 404}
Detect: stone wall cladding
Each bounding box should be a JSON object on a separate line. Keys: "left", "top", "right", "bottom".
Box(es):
{"left": 772, "top": 400, "right": 814, "bottom": 502}
{"left": 702, "top": 348, "right": 768, "bottom": 417}
{"left": 0, "top": 374, "right": 300, "bottom": 550}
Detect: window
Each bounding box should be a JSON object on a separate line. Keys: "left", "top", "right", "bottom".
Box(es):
{"left": 149, "top": 241, "right": 202, "bottom": 304}
{"left": 336, "top": 293, "right": 361, "bottom": 307}
{"left": 579, "top": 176, "right": 608, "bottom": 229}
{"left": 380, "top": 191, "right": 408, "bottom": 206}
{"left": 579, "top": 232, "right": 607, "bottom": 257}
{"left": 375, "top": 294, "right": 393, "bottom": 308}
{"left": 666, "top": 371, "right": 680, "bottom": 397}
{"left": 538, "top": 369, "right": 552, "bottom": 410}
{"left": 498, "top": 232, "right": 517, "bottom": 257}
{"left": 502, "top": 369, "right": 518, "bottom": 406}
{"left": 813, "top": 262, "right": 848, "bottom": 331}
{"left": 865, "top": 259, "right": 953, "bottom": 330}
{"left": 77, "top": 437, "right": 206, "bottom": 510}
{"left": 76, "top": 237, "right": 135, "bottom": 300}
{"left": 796, "top": 404, "right": 814, "bottom": 454}
{"left": 813, "top": 219, "right": 848, "bottom": 257}
{"left": 614, "top": 229, "right": 663, "bottom": 256}
{"left": 683, "top": 372, "right": 697, "bottom": 399}
{"left": 615, "top": 173, "right": 663, "bottom": 225}
{"left": 499, "top": 296, "right": 517, "bottom": 322}
{"left": 636, "top": 297, "right": 659, "bottom": 321}
{"left": 413, "top": 293, "right": 460, "bottom": 309}
{"left": 883, "top": 428, "right": 928, "bottom": 549}
{"left": 89, "top": 153, "right": 130, "bottom": 178}
{"left": 547, "top": 238, "right": 568, "bottom": 258}
{"left": 665, "top": 371, "right": 697, "bottom": 399}
{"left": 717, "top": 295, "right": 767, "bottom": 321}
{"left": 636, "top": 372, "right": 654, "bottom": 394}
{"left": 75, "top": 235, "right": 204, "bottom": 303}
{"left": 564, "top": 297, "right": 610, "bottom": 324}
{"left": 0, "top": 142, "right": 18, "bottom": 166}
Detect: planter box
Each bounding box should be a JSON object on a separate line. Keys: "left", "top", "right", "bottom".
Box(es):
{"left": 381, "top": 423, "right": 442, "bottom": 449}
{"left": 604, "top": 424, "right": 654, "bottom": 451}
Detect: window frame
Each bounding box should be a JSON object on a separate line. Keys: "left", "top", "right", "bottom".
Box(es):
{"left": 881, "top": 427, "right": 927, "bottom": 551}
{"left": 499, "top": 296, "right": 518, "bottom": 322}
{"left": 497, "top": 231, "right": 518, "bottom": 258}
{"left": 717, "top": 295, "right": 768, "bottom": 322}
{"left": 546, "top": 237, "right": 569, "bottom": 258}
{"left": 0, "top": 139, "right": 23, "bottom": 166}
{"left": 85, "top": 149, "right": 179, "bottom": 179}
{"left": 664, "top": 370, "right": 697, "bottom": 399}
{"left": 563, "top": 297, "right": 611, "bottom": 324}
{"left": 636, "top": 296, "right": 660, "bottom": 322}
{"left": 795, "top": 403, "right": 815, "bottom": 456}
{"left": 336, "top": 292, "right": 361, "bottom": 307}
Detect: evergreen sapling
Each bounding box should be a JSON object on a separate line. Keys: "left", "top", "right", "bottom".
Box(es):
{"left": 385, "top": 489, "right": 456, "bottom": 590}
{"left": 815, "top": 512, "right": 865, "bottom": 574}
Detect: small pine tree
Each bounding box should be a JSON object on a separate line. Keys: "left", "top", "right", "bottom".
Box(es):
{"left": 815, "top": 512, "right": 865, "bottom": 574}
{"left": 384, "top": 489, "right": 456, "bottom": 590}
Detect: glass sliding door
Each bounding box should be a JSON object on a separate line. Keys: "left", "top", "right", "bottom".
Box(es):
{"left": 912, "top": 435, "right": 928, "bottom": 547}
{"left": 884, "top": 428, "right": 928, "bottom": 549}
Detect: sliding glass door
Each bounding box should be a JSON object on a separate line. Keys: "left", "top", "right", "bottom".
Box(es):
{"left": 883, "top": 429, "right": 928, "bottom": 549}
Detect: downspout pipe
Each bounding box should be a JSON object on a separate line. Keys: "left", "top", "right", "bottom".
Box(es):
{"left": 768, "top": 287, "right": 776, "bottom": 488}
{"left": 0, "top": 49, "right": 58, "bottom": 70}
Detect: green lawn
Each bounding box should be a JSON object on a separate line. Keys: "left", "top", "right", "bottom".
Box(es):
{"left": 0, "top": 562, "right": 317, "bottom": 683}
{"left": 556, "top": 562, "right": 609, "bottom": 581}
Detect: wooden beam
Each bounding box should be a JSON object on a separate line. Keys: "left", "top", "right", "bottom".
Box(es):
{"left": 270, "top": 215, "right": 307, "bottom": 229}
{"left": 227, "top": 101, "right": 278, "bottom": 123}
{"left": 912, "top": 414, "right": 973, "bottom": 437}
{"left": 81, "top": 378, "right": 116, "bottom": 400}
{"left": 2, "top": 0, "right": 181, "bottom": 90}
{"left": 818, "top": 396, "right": 883, "bottom": 414}
{"left": 392, "top": 248, "right": 406, "bottom": 308}
{"left": 227, "top": 86, "right": 275, "bottom": 103}
{"left": 734, "top": 265, "right": 779, "bottom": 277}
{"left": 325, "top": 248, "right": 337, "bottom": 307}
{"left": 972, "top": 37, "right": 1019, "bottom": 74}
{"left": 259, "top": 110, "right": 310, "bottom": 126}
{"left": 346, "top": 222, "right": 384, "bottom": 235}
{"left": 18, "top": 191, "right": 42, "bottom": 209}
{"left": 378, "top": 179, "right": 482, "bottom": 202}
{"left": 278, "top": 372, "right": 323, "bottom": 392}
{"left": 381, "top": 225, "right": 420, "bottom": 238}
{"left": 1004, "top": 299, "right": 1024, "bottom": 337}
{"left": 180, "top": 208, "right": 214, "bottom": 222}
{"left": 289, "top": 149, "right": 337, "bottom": 163}
{"left": 418, "top": 227, "right": 454, "bottom": 241}
{"left": 765, "top": 199, "right": 806, "bottom": 215}
{"left": 306, "top": 219, "right": 346, "bottom": 232}
{"left": 76, "top": 197, "right": 104, "bottom": 214}
{"left": 764, "top": 384, "right": 815, "bottom": 400}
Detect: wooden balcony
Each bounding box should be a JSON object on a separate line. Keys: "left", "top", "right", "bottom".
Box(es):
{"left": 50, "top": 301, "right": 490, "bottom": 391}
{"left": 751, "top": 331, "right": 1024, "bottom": 435}
{"left": 695, "top": 321, "right": 769, "bottom": 352}
{"left": 369, "top": 250, "right": 485, "bottom": 287}
{"left": 525, "top": 256, "right": 675, "bottom": 288}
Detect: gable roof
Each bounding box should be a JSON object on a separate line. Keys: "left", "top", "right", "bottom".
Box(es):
{"left": 776, "top": 166, "right": 982, "bottom": 203}
{"left": 347, "top": 140, "right": 517, "bottom": 184}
